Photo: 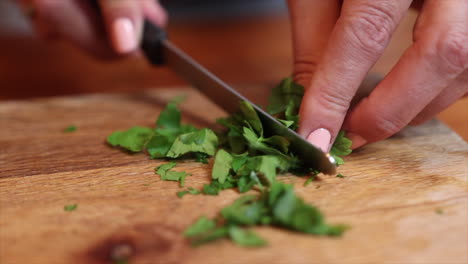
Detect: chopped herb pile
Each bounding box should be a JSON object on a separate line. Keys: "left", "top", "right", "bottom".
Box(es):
{"left": 185, "top": 181, "right": 348, "bottom": 246}
{"left": 64, "top": 204, "right": 78, "bottom": 212}
{"left": 107, "top": 77, "right": 353, "bottom": 247}
{"left": 107, "top": 98, "right": 218, "bottom": 158}
{"left": 63, "top": 125, "right": 77, "bottom": 133}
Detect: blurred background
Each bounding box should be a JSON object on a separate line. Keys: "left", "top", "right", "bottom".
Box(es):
{"left": 0, "top": 0, "right": 466, "bottom": 138}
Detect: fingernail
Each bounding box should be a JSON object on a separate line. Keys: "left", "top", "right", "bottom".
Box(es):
{"left": 306, "top": 128, "right": 331, "bottom": 152}
{"left": 346, "top": 132, "right": 367, "bottom": 149}
{"left": 113, "top": 18, "right": 137, "bottom": 53}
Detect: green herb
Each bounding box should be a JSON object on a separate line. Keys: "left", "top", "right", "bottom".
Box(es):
{"left": 107, "top": 126, "right": 154, "bottom": 152}
{"left": 108, "top": 78, "right": 354, "bottom": 248}
{"left": 194, "top": 152, "right": 209, "bottom": 164}
{"left": 336, "top": 174, "right": 345, "bottom": 178}
{"left": 155, "top": 162, "right": 189, "bottom": 187}
{"left": 211, "top": 149, "right": 233, "bottom": 184}
{"left": 185, "top": 182, "right": 347, "bottom": 247}
{"left": 304, "top": 175, "right": 315, "bottom": 186}
{"left": 184, "top": 216, "right": 217, "bottom": 237}
{"left": 435, "top": 208, "right": 444, "bottom": 215}
{"left": 108, "top": 99, "right": 218, "bottom": 160}
{"left": 267, "top": 77, "right": 304, "bottom": 130}
{"left": 63, "top": 125, "right": 77, "bottom": 133}
{"left": 177, "top": 187, "right": 202, "bottom": 198}
{"left": 330, "top": 131, "right": 352, "bottom": 166}
{"left": 64, "top": 204, "right": 78, "bottom": 212}
{"left": 228, "top": 226, "right": 267, "bottom": 247}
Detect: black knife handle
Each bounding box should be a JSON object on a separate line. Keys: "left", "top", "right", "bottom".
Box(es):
{"left": 89, "top": 0, "right": 167, "bottom": 65}
{"left": 141, "top": 20, "right": 167, "bottom": 65}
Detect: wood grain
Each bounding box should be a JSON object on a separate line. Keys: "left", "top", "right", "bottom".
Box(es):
{"left": 0, "top": 89, "right": 467, "bottom": 264}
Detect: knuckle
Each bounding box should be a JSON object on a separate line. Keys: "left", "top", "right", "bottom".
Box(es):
{"left": 316, "top": 86, "right": 350, "bottom": 115}
{"left": 344, "top": 3, "right": 396, "bottom": 56}
{"left": 293, "top": 57, "right": 318, "bottom": 86}
{"left": 434, "top": 30, "right": 468, "bottom": 73}
{"left": 371, "top": 112, "right": 407, "bottom": 139}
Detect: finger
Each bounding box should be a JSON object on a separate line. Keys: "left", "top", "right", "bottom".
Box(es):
{"left": 288, "top": 0, "right": 341, "bottom": 88}
{"left": 140, "top": 0, "right": 168, "bottom": 27}
{"left": 298, "top": 0, "right": 412, "bottom": 151}
{"left": 98, "top": 0, "right": 143, "bottom": 54}
{"left": 31, "top": 0, "right": 114, "bottom": 57}
{"left": 410, "top": 70, "right": 468, "bottom": 125}
{"left": 344, "top": 0, "right": 468, "bottom": 148}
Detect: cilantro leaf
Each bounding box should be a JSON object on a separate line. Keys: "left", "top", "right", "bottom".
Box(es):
{"left": 64, "top": 204, "right": 78, "bottom": 212}
{"left": 330, "top": 131, "right": 352, "bottom": 166}
{"left": 63, "top": 125, "right": 77, "bottom": 133}
{"left": 155, "top": 162, "right": 188, "bottom": 187}
{"left": 166, "top": 128, "right": 218, "bottom": 158}
{"left": 228, "top": 226, "right": 267, "bottom": 247}
{"left": 212, "top": 149, "right": 233, "bottom": 184}
{"left": 177, "top": 187, "right": 201, "bottom": 198}
{"left": 107, "top": 126, "right": 154, "bottom": 152}
{"left": 184, "top": 216, "right": 217, "bottom": 237}
{"left": 156, "top": 101, "right": 181, "bottom": 131}
{"left": 267, "top": 77, "right": 304, "bottom": 130}
{"left": 194, "top": 152, "right": 209, "bottom": 164}
{"left": 239, "top": 101, "right": 263, "bottom": 135}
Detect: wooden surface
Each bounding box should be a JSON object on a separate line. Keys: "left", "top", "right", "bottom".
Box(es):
{"left": 1, "top": 89, "right": 467, "bottom": 264}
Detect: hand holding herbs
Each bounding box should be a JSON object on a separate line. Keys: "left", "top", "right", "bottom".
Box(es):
{"left": 107, "top": 78, "right": 352, "bottom": 247}
{"left": 288, "top": 0, "right": 468, "bottom": 151}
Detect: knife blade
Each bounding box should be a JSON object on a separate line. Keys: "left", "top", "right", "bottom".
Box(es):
{"left": 141, "top": 21, "right": 337, "bottom": 175}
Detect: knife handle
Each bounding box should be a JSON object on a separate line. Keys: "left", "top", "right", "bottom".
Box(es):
{"left": 89, "top": 0, "right": 167, "bottom": 65}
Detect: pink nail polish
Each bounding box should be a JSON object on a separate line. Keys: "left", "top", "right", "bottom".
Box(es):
{"left": 113, "top": 18, "right": 137, "bottom": 53}
{"left": 306, "top": 128, "right": 331, "bottom": 152}
{"left": 346, "top": 132, "right": 367, "bottom": 149}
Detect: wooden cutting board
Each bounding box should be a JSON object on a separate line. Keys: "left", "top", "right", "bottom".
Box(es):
{"left": 1, "top": 88, "right": 467, "bottom": 264}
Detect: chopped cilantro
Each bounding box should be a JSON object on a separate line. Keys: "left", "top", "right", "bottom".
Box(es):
{"left": 194, "top": 152, "right": 209, "bottom": 164}
{"left": 184, "top": 216, "right": 217, "bottom": 237}
{"left": 155, "top": 162, "right": 189, "bottom": 187}
{"left": 108, "top": 100, "right": 218, "bottom": 160}
{"left": 63, "top": 125, "right": 77, "bottom": 133}
{"left": 336, "top": 174, "right": 346, "bottom": 178}
{"left": 177, "top": 187, "right": 201, "bottom": 198}
{"left": 228, "top": 226, "right": 267, "bottom": 247}
{"left": 304, "top": 176, "right": 315, "bottom": 186}
{"left": 330, "top": 131, "right": 352, "bottom": 166}
{"left": 107, "top": 126, "right": 154, "bottom": 152}
{"left": 166, "top": 128, "right": 218, "bottom": 158}
{"left": 185, "top": 182, "right": 347, "bottom": 247}
{"left": 267, "top": 77, "right": 304, "bottom": 130}
{"left": 64, "top": 204, "right": 78, "bottom": 212}
{"left": 108, "top": 78, "right": 354, "bottom": 248}
{"left": 212, "top": 149, "right": 233, "bottom": 184}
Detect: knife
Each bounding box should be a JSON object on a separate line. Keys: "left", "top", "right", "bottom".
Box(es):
{"left": 141, "top": 21, "right": 337, "bottom": 175}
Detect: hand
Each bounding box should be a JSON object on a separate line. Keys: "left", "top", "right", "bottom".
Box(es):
{"left": 19, "top": 0, "right": 167, "bottom": 58}
{"left": 288, "top": 0, "right": 467, "bottom": 152}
